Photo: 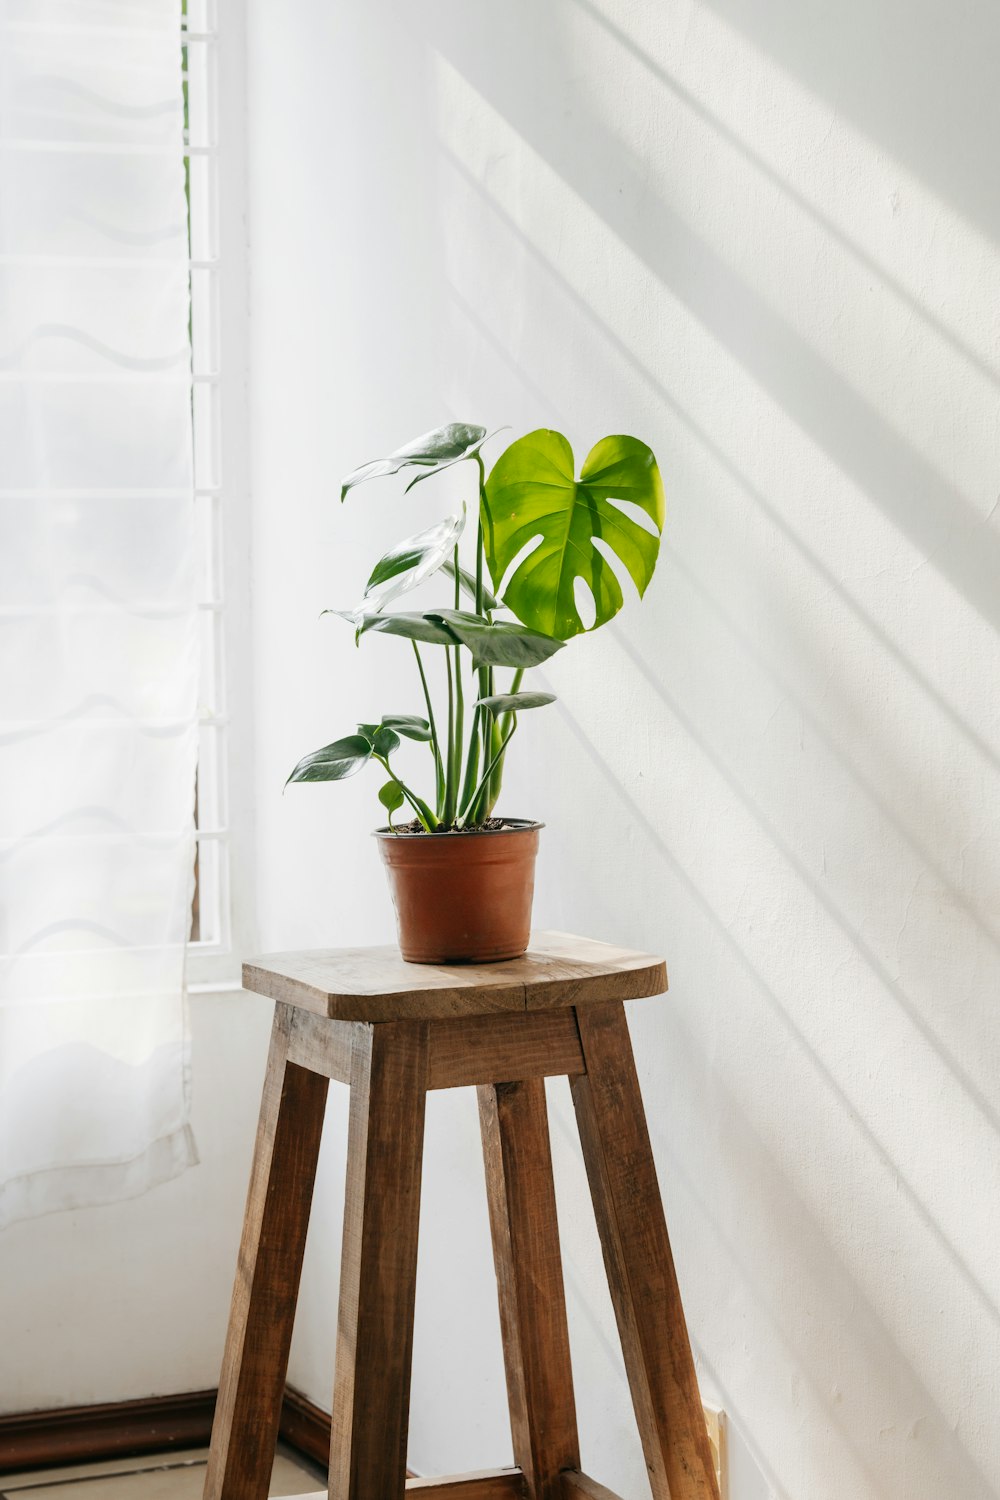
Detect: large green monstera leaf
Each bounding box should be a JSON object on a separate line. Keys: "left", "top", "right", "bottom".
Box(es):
{"left": 482, "top": 430, "right": 664, "bottom": 640}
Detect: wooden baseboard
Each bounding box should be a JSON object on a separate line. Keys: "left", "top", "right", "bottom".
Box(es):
{"left": 0, "top": 1387, "right": 331, "bottom": 1477}
{"left": 279, "top": 1387, "right": 331, "bottom": 1470}
{"left": 0, "top": 1390, "right": 218, "bottom": 1475}
{"left": 0, "top": 1386, "right": 402, "bottom": 1479}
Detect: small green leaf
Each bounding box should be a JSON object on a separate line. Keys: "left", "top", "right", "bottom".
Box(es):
{"left": 327, "top": 610, "right": 459, "bottom": 647}
{"left": 286, "top": 735, "right": 373, "bottom": 787}
{"left": 477, "top": 692, "right": 556, "bottom": 714}
{"left": 426, "top": 609, "right": 564, "bottom": 669}
{"left": 341, "top": 423, "right": 487, "bottom": 501}
{"left": 378, "top": 780, "right": 406, "bottom": 825}
{"left": 382, "top": 714, "right": 433, "bottom": 742}
{"left": 441, "top": 557, "right": 500, "bottom": 612}
{"left": 483, "top": 430, "right": 664, "bottom": 640}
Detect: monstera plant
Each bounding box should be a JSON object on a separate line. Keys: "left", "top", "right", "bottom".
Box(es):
{"left": 288, "top": 422, "right": 664, "bottom": 964}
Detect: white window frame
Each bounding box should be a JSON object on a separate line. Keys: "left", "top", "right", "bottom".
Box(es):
{"left": 184, "top": 0, "right": 255, "bottom": 991}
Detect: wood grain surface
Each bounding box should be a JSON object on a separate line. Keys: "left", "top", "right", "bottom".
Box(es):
{"left": 204, "top": 1006, "right": 329, "bottom": 1500}
{"left": 329, "top": 1021, "right": 429, "bottom": 1500}
{"left": 427, "top": 1010, "right": 584, "bottom": 1089}
{"left": 479, "top": 1079, "right": 580, "bottom": 1499}
{"left": 285, "top": 1007, "right": 363, "bottom": 1083}
{"left": 558, "top": 1473, "right": 625, "bottom": 1500}
{"left": 571, "top": 1002, "right": 720, "bottom": 1500}
{"left": 242, "top": 932, "right": 666, "bottom": 1023}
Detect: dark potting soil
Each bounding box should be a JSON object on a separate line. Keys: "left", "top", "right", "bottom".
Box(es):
{"left": 393, "top": 818, "right": 512, "bottom": 834}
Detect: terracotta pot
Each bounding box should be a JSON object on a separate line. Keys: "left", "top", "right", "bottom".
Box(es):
{"left": 375, "top": 819, "right": 542, "bottom": 964}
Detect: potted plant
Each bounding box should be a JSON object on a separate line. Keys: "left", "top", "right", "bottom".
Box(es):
{"left": 287, "top": 422, "right": 664, "bottom": 963}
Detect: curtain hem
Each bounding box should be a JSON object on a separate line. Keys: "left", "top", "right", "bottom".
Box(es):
{"left": 0, "top": 1122, "right": 199, "bottom": 1233}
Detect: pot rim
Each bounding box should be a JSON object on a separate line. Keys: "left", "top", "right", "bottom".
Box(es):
{"left": 372, "top": 817, "right": 544, "bottom": 840}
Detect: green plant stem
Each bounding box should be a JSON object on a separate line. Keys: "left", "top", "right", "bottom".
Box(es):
{"left": 448, "top": 546, "right": 465, "bottom": 825}
{"left": 412, "top": 641, "right": 445, "bottom": 811}
{"left": 474, "top": 457, "right": 486, "bottom": 614}
{"left": 498, "top": 668, "right": 524, "bottom": 736}
{"left": 459, "top": 704, "right": 481, "bottom": 811}
{"left": 474, "top": 457, "right": 493, "bottom": 771}
{"left": 373, "top": 755, "right": 438, "bottom": 831}
{"left": 443, "top": 646, "right": 456, "bottom": 825}
{"left": 451, "top": 643, "right": 464, "bottom": 822}
{"left": 483, "top": 666, "right": 523, "bottom": 815}
{"left": 459, "top": 721, "right": 517, "bottom": 827}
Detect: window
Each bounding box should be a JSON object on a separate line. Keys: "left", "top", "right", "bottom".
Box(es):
{"left": 182, "top": 1, "right": 254, "bottom": 985}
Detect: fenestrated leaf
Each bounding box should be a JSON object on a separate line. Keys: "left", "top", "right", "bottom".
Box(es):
{"left": 477, "top": 691, "right": 556, "bottom": 714}
{"left": 357, "top": 508, "right": 465, "bottom": 618}
{"left": 382, "top": 714, "right": 433, "bottom": 742}
{"left": 426, "top": 609, "right": 564, "bottom": 669}
{"left": 441, "top": 557, "right": 499, "bottom": 612}
{"left": 358, "top": 723, "right": 400, "bottom": 757}
{"left": 378, "top": 780, "right": 405, "bottom": 813}
{"left": 341, "top": 423, "right": 487, "bottom": 501}
{"left": 327, "top": 609, "right": 459, "bottom": 647}
{"left": 286, "top": 735, "right": 372, "bottom": 787}
{"left": 483, "top": 430, "right": 664, "bottom": 640}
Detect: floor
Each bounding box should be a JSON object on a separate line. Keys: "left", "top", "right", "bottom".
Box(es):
{"left": 0, "top": 1445, "right": 323, "bottom": 1500}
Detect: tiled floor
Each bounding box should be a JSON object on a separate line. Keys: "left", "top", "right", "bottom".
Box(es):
{"left": 0, "top": 1445, "right": 323, "bottom": 1500}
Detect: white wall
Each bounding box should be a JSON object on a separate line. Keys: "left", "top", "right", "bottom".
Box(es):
{"left": 0, "top": 989, "right": 272, "bottom": 1409}
{"left": 242, "top": 3, "right": 1000, "bottom": 1498}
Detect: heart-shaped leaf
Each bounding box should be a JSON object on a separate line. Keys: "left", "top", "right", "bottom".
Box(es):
{"left": 286, "top": 735, "right": 372, "bottom": 787}
{"left": 382, "top": 714, "right": 433, "bottom": 742}
{"left": 356, "top": 509, "right": 465, "bottom": 618}
{"left": 427, "top": 609, "right": 564, "bottom": 669}
{"left": 477, "top": 691, "right": 556, "bottom": 714}
{"left": 341, "top": 423, "right": 488, "bottom": 501}
{"left": 378, "top": 779, "right": 406, "bottom": 818}
{"left": 483, "top": 430, "right": 664, "bottom": 640}
{"left": 327, "top": 609, "right": 459, "bottom": 647}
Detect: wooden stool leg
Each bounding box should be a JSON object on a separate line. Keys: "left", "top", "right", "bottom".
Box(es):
{"left": 571, "top": 1003, "right": 720, "bottom": 1500}
{"left": 330, "top": 1021, "right": 429, "bottom": 1500}
{"left": 205, "top": 1005, "right": 329, "bottom": 1500}
{"left": 479, "top": 1078, "right": 580, "bottom": 1500}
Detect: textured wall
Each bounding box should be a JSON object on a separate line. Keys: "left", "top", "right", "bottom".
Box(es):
{"left": 246, "top": 3, "right": 1000, "bottom": 1496}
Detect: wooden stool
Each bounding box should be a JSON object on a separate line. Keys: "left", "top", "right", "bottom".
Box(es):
{"left": 204, "top": 932, "right": 719, "bottom": 1500}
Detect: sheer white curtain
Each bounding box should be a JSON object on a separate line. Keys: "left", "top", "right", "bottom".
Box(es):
{"left": 0, "top": 0, "right": 199, "bottom": 1227}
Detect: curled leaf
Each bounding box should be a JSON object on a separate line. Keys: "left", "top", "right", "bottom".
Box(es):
{"left": 382, "top": 714, "right": 433, "bottom": 742}
{"left": 341, "top": 423, "right": 487, "bottom": 501}
{"left": 441, "top": 557, "right": 499, "bottom": 612}
{"left": 477, "top": 692, "right": 556, "bottom": 714}
{"left": 355, "top": 507, "right": 465, "bottom": 619}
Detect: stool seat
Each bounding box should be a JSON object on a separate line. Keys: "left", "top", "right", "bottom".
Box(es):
{"left": 206, "top": 932, "right": 720, "bottom": 1500}
{"left": 242, "top": 930, "right": 667, "bottom": 1023}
